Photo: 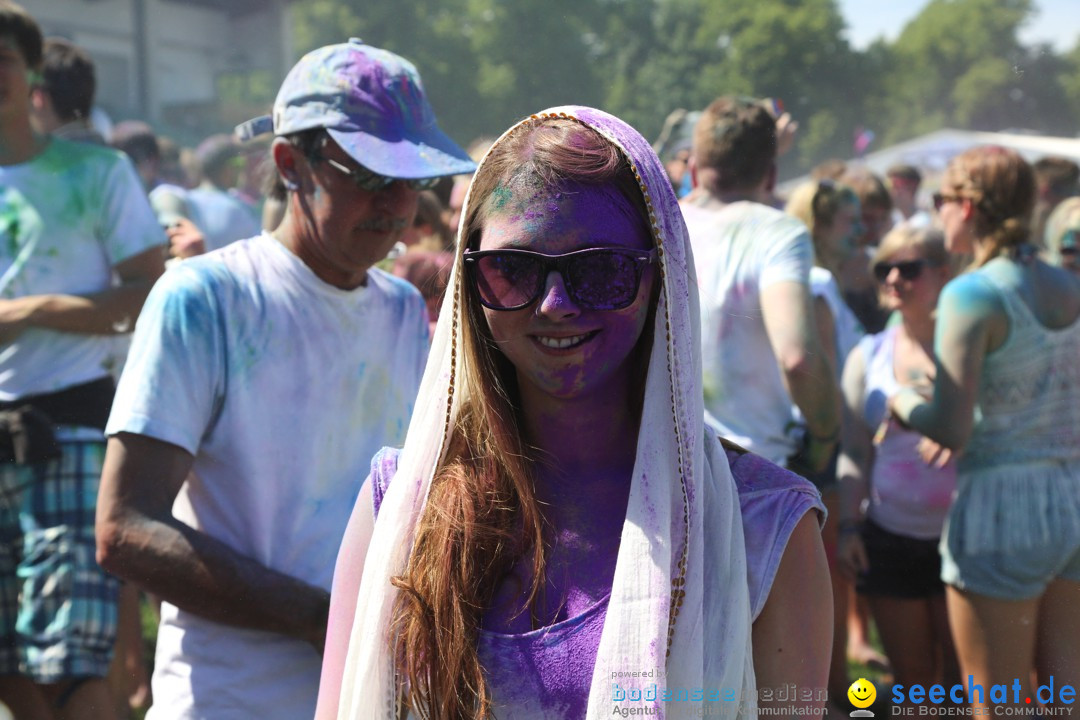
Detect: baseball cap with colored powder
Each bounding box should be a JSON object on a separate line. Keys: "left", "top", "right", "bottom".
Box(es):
{"left": 236, "top": 39, "right": 476, "bottom": 180}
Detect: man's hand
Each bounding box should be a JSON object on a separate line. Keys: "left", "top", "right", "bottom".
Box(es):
{"left": 775, "top": 112, "right": 799, "bottom": 158}
{"left": 167, "top": 218, "right": 207, "bottom": 259}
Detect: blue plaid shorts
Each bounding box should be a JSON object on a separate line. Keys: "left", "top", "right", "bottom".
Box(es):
{"left": 0, "top": 434, "right": 119, "bottom": 682}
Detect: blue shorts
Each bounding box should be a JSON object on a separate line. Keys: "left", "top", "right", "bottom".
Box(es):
{"left": 0, "top": 436, "right": 119, "bottom": 682}
{"left": 940, "top": 533, "right": 1080, "bottom": 601}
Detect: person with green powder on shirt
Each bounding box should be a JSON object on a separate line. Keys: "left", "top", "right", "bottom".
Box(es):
{"left": 0, "top": 2, "right": 165, "bottom": 718}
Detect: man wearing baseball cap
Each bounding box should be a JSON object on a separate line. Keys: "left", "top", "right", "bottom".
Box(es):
{"left": 95, "top": 40, "right": 475, "bottom": 719}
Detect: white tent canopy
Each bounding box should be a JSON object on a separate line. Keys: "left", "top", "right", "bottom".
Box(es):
{"left": 779, "top": 128, "right": 1080, "bottom": 195}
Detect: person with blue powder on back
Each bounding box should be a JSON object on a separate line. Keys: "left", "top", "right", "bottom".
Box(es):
{"left": 95, "top": 40, "right": 475, "bottom": 720}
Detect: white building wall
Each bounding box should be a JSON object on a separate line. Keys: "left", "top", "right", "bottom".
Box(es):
{"left": 30, "top": 0, "right": 290, "bottom": 127}
{"left": 232, "top": 2, "right": 292, "bottom": 83}
{"left": 34, "top": 0, "right": 140, "bottom": 116}
{"left": 145, "top": 1, "right": 228, "bottom": 111}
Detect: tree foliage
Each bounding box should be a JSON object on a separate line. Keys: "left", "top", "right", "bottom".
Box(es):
{"left": 289, "top": 0, "right": 1080, "bottom": 178}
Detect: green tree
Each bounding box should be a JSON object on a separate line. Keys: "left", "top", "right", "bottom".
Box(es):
{"left": 1051, "top": 41, "right": 1080, "bottom": 136}
{"left": 872, "top": 0, "right": 1038, "bottom": 142}
{"left": 287, "top": 0, "right": 1079, "bottom": 179}
{"left": 292, "top": 0, "right": 604, "bottom": 149}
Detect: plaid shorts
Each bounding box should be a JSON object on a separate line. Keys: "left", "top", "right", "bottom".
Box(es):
{"left": 0, "top": 434, "right": 119, "bottom": 682}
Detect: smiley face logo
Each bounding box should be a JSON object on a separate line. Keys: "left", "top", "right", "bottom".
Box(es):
{"left": 848, "top": 678, "right": 877, "bottom": 709}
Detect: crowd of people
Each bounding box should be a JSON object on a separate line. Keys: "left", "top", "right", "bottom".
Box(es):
{"left": 2, "top": 0, "right": 1080, "bottom": 718}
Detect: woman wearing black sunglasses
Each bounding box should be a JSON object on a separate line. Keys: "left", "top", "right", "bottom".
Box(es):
{"left": 891, "top": 147, "right": 1080, "bottom": 713}
{"left": 836, "top": 226, "right": 960, "bottom": 703}
{"left": 314, "top": 108, "right": 831, "bottom": 719}
{"left": 1043, "top": 196, "right": 1080, "bottom": 276}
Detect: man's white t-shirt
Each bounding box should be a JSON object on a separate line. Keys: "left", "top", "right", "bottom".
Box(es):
{"left": 810, "top": 266, "right": 864, "bottom": 374}
{"left": 107, "top": 234, "right": 429, "bottom": 720}
{"left": 0, "top": 138, "right": 164, "bottom": 398}
{"left": 185, "top": 187, "right": 261, "bottom": 251}
{"left": 682, "top": 200, "right": 814, "bottom": 464}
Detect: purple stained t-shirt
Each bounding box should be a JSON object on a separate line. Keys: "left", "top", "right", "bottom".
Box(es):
{"left": 368, "top": 446, "right": 823, "bottom": 719}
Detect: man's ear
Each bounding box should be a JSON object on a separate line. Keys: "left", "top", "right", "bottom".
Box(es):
{"left": 688, "top": 156, "right": 699, "bottom": 190}
{"left": 272, "top": 138, "right": 302, "bottom": 191}
{"left": 763, "top": 162, "right": 778, "bottom": 194}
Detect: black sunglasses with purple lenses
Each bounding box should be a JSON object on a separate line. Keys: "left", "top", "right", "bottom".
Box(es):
{"left": 463, "top": 247, "right": 657, "bottom": 311}
{"left": 873, "top": 258, "right": 928, "bottom": 282}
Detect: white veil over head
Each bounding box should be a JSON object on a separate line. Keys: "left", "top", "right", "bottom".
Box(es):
{"left": 337, "top": 107, "right": 755, "bottom": 719}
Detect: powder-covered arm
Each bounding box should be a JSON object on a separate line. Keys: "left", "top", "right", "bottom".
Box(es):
{"left": 96, "top": 433, "right": 331, "bottom": 649}
{"left": 890, "top": 274, "right": 1001, "bottom": 449}
{"left": 0, "top": 148, "right": 165, "bottom": 342}
{"left": 0, "top": 245, "right": 164, "bottom": 339}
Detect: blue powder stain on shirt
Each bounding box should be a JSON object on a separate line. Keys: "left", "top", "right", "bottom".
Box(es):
{"left": 154, "top": 266, "right": 218, "bottom": 337}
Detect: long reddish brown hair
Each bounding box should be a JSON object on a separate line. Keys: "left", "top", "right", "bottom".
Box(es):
{"left": 389, "top": 117, "right": 651, "bottom": 719}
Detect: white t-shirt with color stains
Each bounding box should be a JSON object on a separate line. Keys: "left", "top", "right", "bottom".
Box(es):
{"left": 107, "top": 234, "right": 429, "bottom": 720}
{"left": 0, "top": 138, "right": 164, "bottom": 399}
{"left": 682, "top": 200, "right": 814, "bottom": 465}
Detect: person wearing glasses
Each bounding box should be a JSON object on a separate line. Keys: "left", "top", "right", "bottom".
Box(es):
{"left": 315, "top": 108, "right": 831, "bottom": 719}
{"left": 836, "top": 226, "right": 959, "bottom": 705}
{"left": 95, "top": 41, "right": 475, "bottom": 720}
{"left": 785, "top": 177, "right": 875, "bottom": 707}
{"left": 893, "top": 147, "right": 1080, "bottom": 712}
{"left": 1043, "top": 196, "right": 1080, "bottom": 276}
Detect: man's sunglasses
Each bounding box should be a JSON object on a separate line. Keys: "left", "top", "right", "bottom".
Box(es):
{"left": 873, "top": 258, "right": 929, "bottom": 282}
{"left": 462, "top": 247, "right": 657, "bottom": 311}
{"left": 313, "top": 152, "right": 440, "bottom": 192}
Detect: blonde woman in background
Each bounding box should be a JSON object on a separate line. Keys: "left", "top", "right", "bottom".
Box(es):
{"left": 1043, "top": 196, "right": 1080, "bottom": 275}
{"left": 786, "top": 179, "right": 873, "bottom": 708}
{"left": 837, "top": 226, "right": 959, "bottom": 705}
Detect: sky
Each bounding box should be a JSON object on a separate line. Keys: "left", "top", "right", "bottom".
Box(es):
{"left": 838, "top": 0, "right": 1080, "bottom": 52}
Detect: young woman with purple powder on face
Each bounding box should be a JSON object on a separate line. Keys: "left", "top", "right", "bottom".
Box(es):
{"left": 314, "top": 108, "right": 831, "bottom": 720}
{"left": 891, "top": 147, "right": 1080, "bottom": 712}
